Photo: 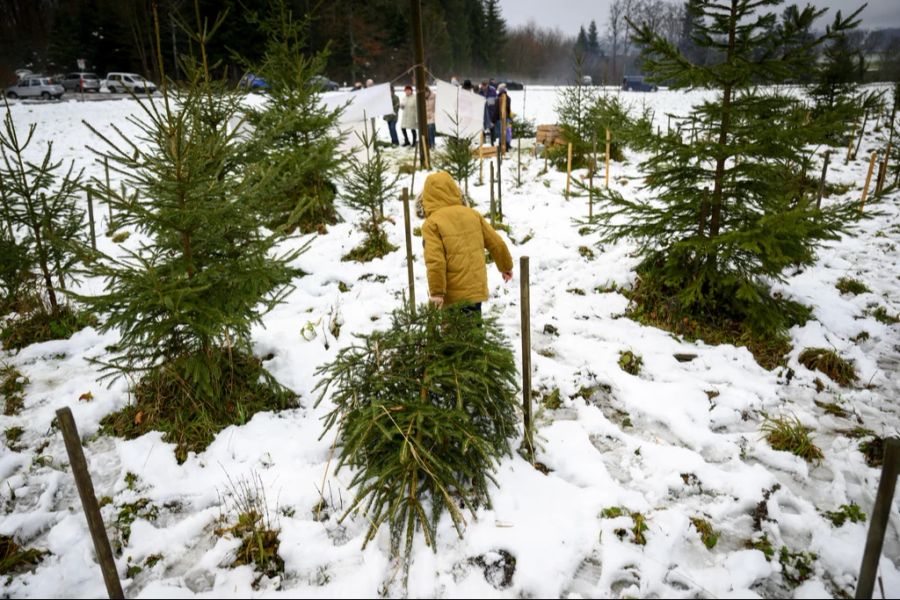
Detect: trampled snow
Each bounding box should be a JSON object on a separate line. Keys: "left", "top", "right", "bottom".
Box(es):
{"left": 0, "top": 85, "right": 898, "bottom": 598}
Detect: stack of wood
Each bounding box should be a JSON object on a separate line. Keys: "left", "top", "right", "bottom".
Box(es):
{"left": 536, "top": 124, "right": 566, "bottom": 147}
{"left": 471, "top": 145, "right": 499, "bottom": 158}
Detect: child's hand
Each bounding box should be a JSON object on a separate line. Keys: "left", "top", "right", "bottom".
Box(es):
{"left": 430, "top": 295, "right": 444, "bottom": 308}
{"left": 502, "top": 272, "right": 513, "bottom": 282}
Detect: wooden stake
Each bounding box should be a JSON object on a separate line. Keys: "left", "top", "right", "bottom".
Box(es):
{"left": 56, "top": 407, "right": 124, "bottom": 600}
{"left": 589, "top": 132, "right": 596, "bottom": 219}
{"left": 853, "top": 109, "right": 870, "bottom": 161}
{"left": 846, "top": 123, "right": 857, "bottom": 164}
{"left": 860, "top": 151, "right": 878, "bottom": 212}
{"left": 565, "top": 142, "right": 573, "bottom": 199}
{"left": 103, "top": 157, "right": 113, "bottom": 224}
{"left": 490, "top": 162, "right": 496, "bottom": 227}
{"left": 401, "top": 187, "right": 416, "bottom": 315}
{"left": 500, "top": 94, "right": 507, "bottom": 155}
{"left": 410, "top": 0, "right": 429, "bottom": 168}
{"left": 479, "top": 131, "right": 485, "bottom": 185}
{"left": 604, "top": 128, "right": 611, "bottom": 188}
{"left": 496, "top": 138, "right": 503, "bottom": 220}
{"left": 517, "top": 137, "right": 522, "bottom": 187}
{"left": 816, "top": 150, "right": 831, "bottom": 210}
{"left": 855, "top": 438, "right": 900, "bottom": 600}
{"left": 520, "top": 256, "right": 533, "bottom": 458}
{"left": 87, "top": 188, "right": 97, "bottom": 250}
{"left": 876, "top": 142, "right": 891, "bottom": 195}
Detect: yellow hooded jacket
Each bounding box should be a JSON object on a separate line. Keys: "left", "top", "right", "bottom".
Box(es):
{"left": 421, "top": 172, "right": 513, "bottom": 305}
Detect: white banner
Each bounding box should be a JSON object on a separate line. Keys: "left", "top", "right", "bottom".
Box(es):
{"left": 434, "top": 80, "right": 485, "bottom": 140}
{"left": 322, "top": 83, "right": 394, "bottom": 125}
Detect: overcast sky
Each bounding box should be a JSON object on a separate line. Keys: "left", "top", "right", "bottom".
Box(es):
{"left": 497, "top": 0, "right": 900, "bottom": 37}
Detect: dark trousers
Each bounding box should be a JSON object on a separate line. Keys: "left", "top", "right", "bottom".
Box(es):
{"left": 387, "top": 119, "right": 399, "bottom": 145}
{"left": 402, "top": 128, "right": 417, "bottom": 145}
{"left": 427, "top": 123, "right": 436, "bottom": 149}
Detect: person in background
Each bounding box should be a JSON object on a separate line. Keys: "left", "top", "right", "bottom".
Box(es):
{"left": 462, "top": 79, "right": 473, "bottom": 91}
{"left": 385, "top": 86, "right": 400, "bottom": 146}
{"left": 478, "top": 79, "right": 498, "bottom": 145}
{"left": 420, "top": 171, "right": 513, "bottom": 316}
{"left": 400, "top": 85, "right": 418, "bottom": 147}
{"left": 365, "top": 78, "right": 375, "bottom": 88}
{"left": 352, "top": 81, "right": 363, "bottom": 91}
{"left": 451, "top": 75, "right": 460, "bottom": 86}
{"left": 425, "top": 86, "right": 436, "bottom": 149}
{"left": 496, "top": 83, "right": 512, "bottom": 148}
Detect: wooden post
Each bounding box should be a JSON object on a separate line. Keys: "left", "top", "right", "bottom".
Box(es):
{"left": 853, "top": 110, "right": 869, "bottom": 161}
{"left": 816, "top": 151, "right": 831, "bottom": 210}
{"left": 56, "top": 407, "right": 124, "bottom": 600}
{"left": 605, "top": 128, "right": 611, "bottom": 188}
{"left": 87, "top": 188, "right": 97, "bottom": 250}
{"left": 500, "top": 93, "right": 508, "bottom": 155}
{"left": 875, "top": 142, "right": 891, "bottom": 195}
{"left": 667, "top": 114, "right": 672, "bottom": 134}
{"left": 103, "top": 157, "right": 113, "bottom": 224}
{"left": 565, "top": 142, "right": 573, "bottom": 199}
{"left": 844, "top": 123, "right": 858, "bottom": 165}
{"left": 410, "top": 0, "right": 429, "bottom": 168}
{"left": 370, "top": 116, "right": 378, "bottom": 154}
{"left": 589, "top": 132, "right": 596, "bottom": 219}
{"left": 860, "top": 151, "right": 878, "bottom": 213}
{"left": 401, "top": 187, "right": 416, "bottom": 315}
{"left": 517, "top": 137, "right": 522, "bottom": 187}
{"left": 496, "top": 137, "right": 503, "bottom": 221}
{"left": 520, "top": 256, "right": 533, "bottom": 458}
{"left": 479, "top": 131, "right": 485, "bottom": 185}
{"left": 490, "top": 162, "right": 496, "bottom": 227}
{"left": 855, "top": 438, "right": 900, "bottom": 599}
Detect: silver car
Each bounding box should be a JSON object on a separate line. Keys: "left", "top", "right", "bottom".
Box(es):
{"left": 6, "top": 77, "right": 65, "bottom": 100}
{"left": 61, "top": 72, "right": 101, "bottom": 92}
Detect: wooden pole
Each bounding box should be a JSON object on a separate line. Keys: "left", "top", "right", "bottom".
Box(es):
{"left": 103, "top": 157, "right": 113, "bottom": 225}
{"left": 500, "top": 93, "right": 508, "bottom": 155}
{"left": 876, "top": 142, "right": 891, "bottom": 195}
{"left": 517, "top": 137, "right": 522, "bottom": 187}
{"left": 56, "top": 407, "right": 124, "bottom": 600}
{"left": 604, "top": 128, "right": 611, "bottom": 188}
{"left": 855, "top": 438, "right": 900, "bottom": 599}
{"left": 860, "top": 151, "right": 878, "bottom": 213}
{"left": 479, "top": 131, "right": 485, "bottom": 185}
{"left": 565, "top": 142, "right": 573, "bottom": 199}
{"left": 497, "top": 136, "right": 503, "bottom": 221}
{"left": 520, "top": 256, "right": 533, "bottom": 458}
{"left": 410, "top": 0, "right": 429, "bottom": 169}
{"left": 401, "top": 187, "right": 416, "bottom": 315}
{"left": 853, "top": 109, "right": 869, "bottom": 161}
{"left": 589, "top": 132, "right": 596, "bottom": 219}
{"left": 816, "top": 151, "right": 831, "bottom": 210}
{"left": 846, "top": 123, "right": 858, "bottom": 164}
{"left": 490, "top": 162, "right": 496, "bottom": 227}
{"left": 87, "top": 188, "right": 97, "bottom": 250}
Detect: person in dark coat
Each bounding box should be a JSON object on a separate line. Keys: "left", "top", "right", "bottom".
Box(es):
{"left": 478, "top": 79, "right": 498, "bottom": 145}
{"left": 385, "top": 86, "right": 400, "bottom": 146}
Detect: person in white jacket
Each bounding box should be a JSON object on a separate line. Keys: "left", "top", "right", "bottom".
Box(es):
{"left": 400, "top": 85, "right": 418, "bottom": 147}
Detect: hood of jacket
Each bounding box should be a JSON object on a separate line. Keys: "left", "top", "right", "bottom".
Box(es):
{"left": 422, "top": 171, "right": 463, "bottom": 218}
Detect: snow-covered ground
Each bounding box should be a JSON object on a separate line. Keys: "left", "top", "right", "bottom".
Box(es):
{"left": 1, "top": 85, "right": 899, "bottom": 598}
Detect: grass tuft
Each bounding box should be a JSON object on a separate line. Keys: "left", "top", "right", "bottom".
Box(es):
{"left": 761, "top": 415, "right": 824, "bottom": 462}
{"left": 0, "top": 306, "right": 96, "bottom": 351}
{"left": 798, "top": 348, "right": 857, "bottom": 386}
{"left": 0, "top": 535, "right": 47, "bottom": 575}
{"left": 1, "top": 364, "right": 28, "bottom": 416}
{"left": 835, "top": 277, "right": 869, "bottom": 295}
{"left": 690, "top": 516, "right": 718, "bottom": 549}
{"left": 618, "top": 350, "right": 643, "bottom": 376}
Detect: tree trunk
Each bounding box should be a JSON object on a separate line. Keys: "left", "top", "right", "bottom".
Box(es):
{"left": 708, "top": 0, "right": 738, "bottom": 239}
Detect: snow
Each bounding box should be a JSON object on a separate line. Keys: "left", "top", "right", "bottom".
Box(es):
{"left": 1, "top": 84, "right": 899, "bottom": 598}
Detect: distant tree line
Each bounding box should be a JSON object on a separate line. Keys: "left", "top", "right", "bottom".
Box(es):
{"left": 1, "top": 0, "right": 898, "bottom": 85}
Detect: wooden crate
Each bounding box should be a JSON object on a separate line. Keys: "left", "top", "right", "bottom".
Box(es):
{"left": 472, "top": 145, "right": 499, "bottom": 158}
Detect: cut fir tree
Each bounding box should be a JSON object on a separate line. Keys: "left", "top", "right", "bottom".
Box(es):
{"left": 589, "top": 0, "right": 864, "bottom": 368}
{"left": 315, "top": 304, "right": 519, "bottom": 571}
{"left": 78, "top": 9, "right": 302, "bottom": 462}
{"left": 0, "top": 102, "right": 94, "bottom": 349}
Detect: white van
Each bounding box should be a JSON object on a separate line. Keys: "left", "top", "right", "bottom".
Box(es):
{"left": 104, "top": 72, "right": 157, "bottom": 94}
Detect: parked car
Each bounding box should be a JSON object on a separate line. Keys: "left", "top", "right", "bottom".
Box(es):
{"left": 622, "top": 75, "right": 657, "bottom": 92}
{"left": 238, "top": 73, "right": 268, "bottom": 91}
{"left": 500, "top": 80, "right": 524, "bottom": 90}
{"left": 580, "top": 75, "right": 593, "bottom": 86}
{"left": 5, "top": 76, "right": 64, "bottom": 100}
{"left": 309, "top": 75, "right": 339, "bottom": 91}
{"left": 104, "top": 72, "right": 157, "bottom": 94}
{"left": 61, "top": 72, "right": 101, "bottom": 92}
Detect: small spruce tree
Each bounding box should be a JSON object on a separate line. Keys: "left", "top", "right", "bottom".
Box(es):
{"left": 554, "top": 55, "right": 599, "bottom": 170}
{"left": 434, "top": 102, "right": 478, "bottom": 197}
{"left": 316, "top": 304, "right": 519, "bottom": 569}
{"left": 341, "top": 128, "right": 400, "bottom": 262}
{"left": 589, "top": 0, "right": 864, "bottom": 361}
{"left": 242, "top": 0, "right": 343, "bottom": 233}
{"left": 0, "top": 103, "right": 91, "bottom": 348}
{"left": 78, "top": 9, "right": 302, "bottom": 461}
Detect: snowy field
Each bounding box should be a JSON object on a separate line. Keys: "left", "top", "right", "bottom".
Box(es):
{"left": 1, "top": 85, "right": 899, "bottom": 598}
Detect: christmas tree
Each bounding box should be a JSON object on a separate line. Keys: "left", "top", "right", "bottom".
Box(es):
{"left": 78, "top": 9, "right": 302, "bottom": 461}
{"left": 0, "top": 103, "right": 92, "bottom": 348}
{"left": 589, "top": 0, "right": 864, "bottom": 364}
{"left": 316, "top": 304, "right": 519, "bottom": 569}
{"left": 241, "top": 0, "right": 343, "bottom": 233}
